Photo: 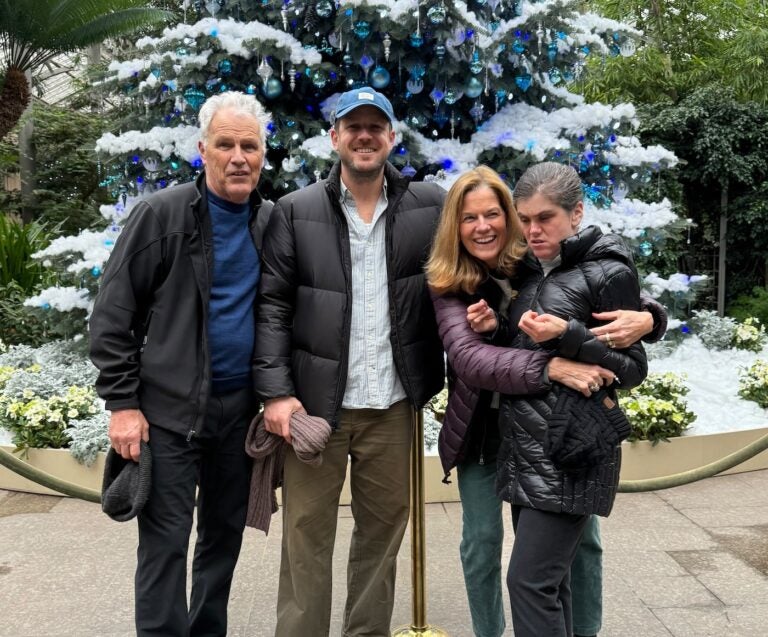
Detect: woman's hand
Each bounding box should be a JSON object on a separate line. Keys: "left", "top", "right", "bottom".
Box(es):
{"left": 591, "top": 310, "right": 653, "bottom": 349}
{"left": 518, "top": 310, "right": 567, "bottom": 343}
{"left": 467, "top": 299, "right": 497, "bottom": 333}
{"left": 547, "top": 357, "right": 616, "bottom": 397}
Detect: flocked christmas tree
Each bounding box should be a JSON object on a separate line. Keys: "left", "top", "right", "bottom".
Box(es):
{"left": 26, "top": 0, "right": 703, "bottom": 335}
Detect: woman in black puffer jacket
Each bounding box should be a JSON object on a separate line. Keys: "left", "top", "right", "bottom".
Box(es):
{"left": 498, "top": 162, "right": 648, "bottom": 637}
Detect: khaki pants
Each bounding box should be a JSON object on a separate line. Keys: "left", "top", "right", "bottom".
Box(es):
{"left": 275, "top": 400, "right": 414, "bottom": 637}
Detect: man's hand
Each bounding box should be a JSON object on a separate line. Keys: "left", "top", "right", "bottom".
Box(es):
{"left": 519, "top": 310, "right": 567, "bottom": 343}
{"left": 467, "top": 299, "right": 497, "bottom": 333}
{"left": 591, "top": 310, "right": 653, "bottom": 349}
{"left": 109, "top": 409, "right": 149, "bottom": 462}
{"left": 547, "top": 357, "right": 616, "bottom": 397}
{"left": 263, "top": 396, "right": 305, "bottom": 444}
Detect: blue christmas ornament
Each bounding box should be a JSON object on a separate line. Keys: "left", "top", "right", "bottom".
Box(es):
{"left": 315, "top": 0, "right": 334, "bottom": 18}
{"left": 369, "top": 66, "right": 391, "bottom": 89}
{"left": 360, "top": 54, "right": 374, "bottom": 73}
{"left": 401, "top": 163, "right": 417, "bottom": 177}
{"left": 638, "top": 241, "right": 653, "bottom": 257}
{"left": 514, "top": 74, "right": 532, "bottom": 92}
{"left": 435, "top": 43, "right": 446, "bottom": 59}
{"left": 184, "top": 86, "right": 205, "bottom": 109}
{"left": 465, "top": 77, "right": 483, "bottom": 99}
{"left": 246, "top": 83, "right": 257, "bottom": 94}
{"left": 176, "top": 47, "right": 188, "bottom": 57}
{"left": 549, "top": 68, "right": 562, "bottom": 85}
{"left": 469, "top": 51, "right": 484, "bottom": 75}
{"left": 311, "top": 70, "right": 328, "bottom": 88}
{"left": 267, "top": 135, "right": 282, "bottom": 150}
{"left": 444, "top": 88, "right": 461, "bottom": 105}
{"left": 218, "top": 59, "right": 233, "bottom": 75}
{"left": 410, "top": 32, "right": 424, "bottom": 48}
{"left": 263, "top": 77, "right": 283, "bottom": 98}
{"left": 547, "top": 42, "right": 558, "bottom": 62}
{"left": 219, "top": 83, "right": 228, "bottom": 92}
{"left": 427, "top": 4, "right": 447, "bottom": 24}
{"left": 513, "top": 39, "right": 526, "bottom": 54}
{"left": 91, "top": 266, "right": 102, "bottom": 277}
{"left": 406, "top": 78, "right": 424, "bottom": 94}
{"left": 354, "top": 20, "right": 371, "bottom": 39}
{"left": 410, "top": 64, "right": 426, "bottom": 79}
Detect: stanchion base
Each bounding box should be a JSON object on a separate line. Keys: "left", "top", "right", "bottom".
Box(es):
{"left": 391, "top": 626, "right": 449, "bottom": 636}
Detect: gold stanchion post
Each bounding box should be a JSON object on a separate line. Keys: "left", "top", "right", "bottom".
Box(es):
{"left": 392, "top": 410, "right": 449, "bottom": 637}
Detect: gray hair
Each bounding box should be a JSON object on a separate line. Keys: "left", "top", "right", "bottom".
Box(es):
{"left": 198, "top": 91, "right": 271, "bottom": 148}
{"left": 513, "top": 162, "right": 583, "bottom": 212}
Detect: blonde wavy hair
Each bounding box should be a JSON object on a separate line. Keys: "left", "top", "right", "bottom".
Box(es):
{"left": 426, "top": 165, "right": 526, "bottom": 295}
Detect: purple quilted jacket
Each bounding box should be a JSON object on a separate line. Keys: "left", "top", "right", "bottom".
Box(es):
{"left": 431, "top": 289, "right": 551, "bottom": 479}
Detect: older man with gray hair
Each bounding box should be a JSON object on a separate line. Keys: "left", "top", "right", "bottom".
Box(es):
{"left": 89, "top": 91, "right": 272, "bottom": 636}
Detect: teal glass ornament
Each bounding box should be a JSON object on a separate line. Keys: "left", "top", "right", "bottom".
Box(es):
{"left": 427, "top": 4, "right": 447, "bottom": 24}
{"left": 170, "top": 160, "right": 180, "bottom": 170}
{"left": 638, "top": 241, "right": 653, "bottom": 257}
{"left": 410, "top": 32, "right": 424, "bottom": 48}
{"left": 246, "top": 83, "right": 257, "bottom": 94}
{"left": 311, "top": 70, "right": 328, "bottom": 88}
{"left": 369, "top": 65, "right": 391, "bottom": 89}
{"left": 513, "top": 39, "right": 526, "bottom": 54}
{"left": 410, "top": 64, "right": 426, "bottom": 79}
{"left": 353, "top": 20, "right": 371, "bottom": 39}
{"left": 315, "top": 0, "right": 334, "bottom": 18}
{"left": 183, "top": 86, "right": 206, "bottom": 109}
{"left": 267, "top": 135, "right": 282, "bottom": 150}
{"left": 465, "top": 77, "right": 483, "bottom": 98}
{"left": 547, "top": 42, "right": 558, "bottom": 62}
{"left": 219, "top": 83, "right": 228, "bottom": 92}
{"left": 469, "top": 51, "right": 484, "bottom": 75}
{"left": 514, "top": 74, "right": 532, "bottom": 92}
{"left": 549, "top": 68, "right": 562, "bottom": 85}
{"left": 91, "top": 266, "right": 102, "bottom": 277}
{"left": 263, "top": 77, "right": 283, "bottom": 98}
{"left": 176, "top": 47, "right": 188, "bottom": 57}
{"left": 218, "top": 59, "right": 233, "bottom": 75}
{"left": 444, "top": 88, "right": 461, "bottom": 105}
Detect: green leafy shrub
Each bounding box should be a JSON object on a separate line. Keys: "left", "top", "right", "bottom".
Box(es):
{"left": 729, "top": 286, "right": 768, "bottom": 327}
{"left": 0, "top": 341, "right": 102, "bottom": 461}
{"left": 619, "top": 372, "right": 696, "bottom": 444}
{"left": 0, "top": 213, "right": 51, "bottom": 291}
{"left": 738, "top": 359, "right": 768, "bottom": 409}
{"left": 689, "top": 309, "right": 767, "bottom": 352}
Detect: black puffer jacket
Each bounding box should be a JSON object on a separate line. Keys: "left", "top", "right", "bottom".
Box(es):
{"left": 496, "top": 226, "right": 648, "bottom": 517}
{"left": 253, "top": 161, "right": 446, "bottom": 426}
{"left": 89, "top": 173, "right": 272, "bottom": 438}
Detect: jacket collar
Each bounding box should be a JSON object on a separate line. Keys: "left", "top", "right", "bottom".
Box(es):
{"left": 325, "top": 160, "right": 411, "bottom": 203}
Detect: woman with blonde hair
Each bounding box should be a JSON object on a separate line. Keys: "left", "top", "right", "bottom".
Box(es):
{"left": 427, "top": 164, "right": 665, "bottom": 637}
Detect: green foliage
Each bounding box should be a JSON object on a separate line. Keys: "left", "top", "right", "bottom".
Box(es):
{"left": 0, "top": 282, "right": 49, "bottom": 346}
{"left": 619, "top": 372, "right": 696, "bottom": 444}
{"left": 0, "top": 0, "right": 173, "bottom": 139}
{"left": 0, "top": 212, "right": 51, "bottom": 290}
{"left": 689, "top": 309, "right": 768, "bottom": 352}
{"left": 0, "top": 104, "right": 117, "bottom": 232}
{"left": 738, "top": 359, "right": 768, "bottom": 408}
{"left": 729, "top": 287, "right": 768, "bottom": 326}
{"left": 582, "top": 0, "right": 768, "bottom": 105}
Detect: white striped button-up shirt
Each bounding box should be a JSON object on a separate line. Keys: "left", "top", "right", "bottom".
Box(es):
{"left": 339, "top": 179, "right": 406, "bottom": 409}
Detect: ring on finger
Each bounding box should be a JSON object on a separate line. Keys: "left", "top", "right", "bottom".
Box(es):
{"left": 606, "top": 333, "right": 615, "bottom": 348}
{"left": 589, "top": 383, "right": 600, "bottom": 392}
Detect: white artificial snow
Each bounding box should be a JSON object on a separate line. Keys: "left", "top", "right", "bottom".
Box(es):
{"left": 648, "top": 337, "right": 768, "bottom": 435}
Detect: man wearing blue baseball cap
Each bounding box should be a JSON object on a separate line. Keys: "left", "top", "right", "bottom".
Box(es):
{"left": 253, "top": 87, "right": 446, "bottom": 636}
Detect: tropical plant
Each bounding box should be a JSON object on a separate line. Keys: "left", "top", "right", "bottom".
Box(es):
{"left": 0, "top": 212, "right": 51, "bottom": 290}
{"left": 0, "top": 0, "right": 172, "bottom": 140}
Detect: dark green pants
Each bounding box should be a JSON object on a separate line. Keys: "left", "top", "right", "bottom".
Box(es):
{"left": 457, "top": 461, "right": 602, "bottom": 637}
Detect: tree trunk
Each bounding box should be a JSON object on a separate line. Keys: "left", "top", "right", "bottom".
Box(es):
{"left": 19, "top": 112, "right": 36, "bottom": 225}
{"left": 0, "top": 66, "right": 31, "bottom": 141}
{"left": 717, "top": 186, "right": 728, "bottom": 317}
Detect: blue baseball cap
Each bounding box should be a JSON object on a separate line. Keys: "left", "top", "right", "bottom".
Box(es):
{"left": 331, "top": 87, "right": 395, "bottom": 125}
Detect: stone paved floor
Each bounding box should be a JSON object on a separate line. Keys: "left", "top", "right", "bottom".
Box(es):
{"left": 1, "top": 469, "right": 767, "bottom": 636}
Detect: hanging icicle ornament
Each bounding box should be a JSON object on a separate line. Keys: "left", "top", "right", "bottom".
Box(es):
{"left": 469, "top": 49, "right": 484, "bottom": 75}
{"left": 430, "top": 86, "right": 444, "bottom": 109}
{"left": 383, "top": 33, "right": 391, "bottom": 62}
{"left": 289, "top": 65, "right": 297, "bottom": 91}
{"left": 257, "top": 58, "right": 274, "bottom": 86}
{"left": 536, "top": 22, "right": 544, "bottom": 54}
{"left": 435, "top": 43, "right": 446, "bottom": 61}
{"left": 281, "top": 3, "right": 289, "bottom": 30}
{"left": 410, "top": 4, "right": 423, "bottom": 48}
{"left": 470, "top": 100, "right": 484, "bottom": 125}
